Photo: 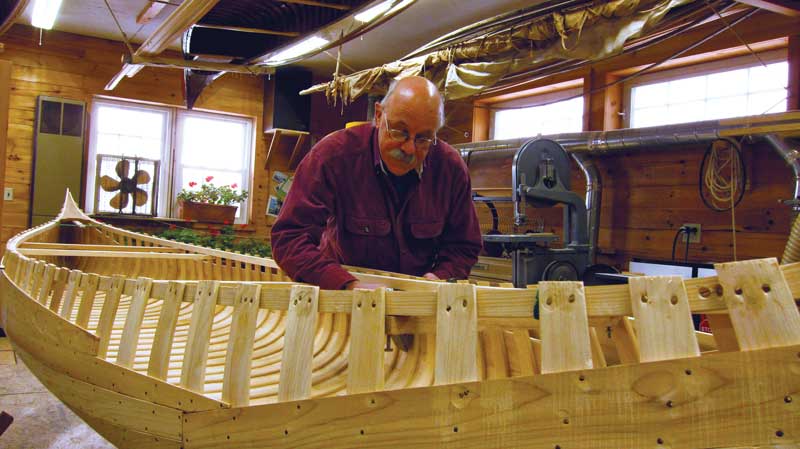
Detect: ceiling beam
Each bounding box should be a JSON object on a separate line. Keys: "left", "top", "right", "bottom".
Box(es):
{"left": 105, "top": 0, "right": 222, "bottom": 90}
{"left": 136, "top": 1, "right": 167, "bottom": 25}
{"left": 193, "top": 23, "right": 300, "bottom": 37}
{"left": 735, "top": 0, "right": 800, "bottom": 16}
{"left": 279, "top": 0, "right": 352, "bottom": 11}
{"left": 128, "top": 54, "right": 275, "bottom": 75}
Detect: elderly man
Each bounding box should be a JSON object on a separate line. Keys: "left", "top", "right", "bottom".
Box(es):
{"left": 271, "top": 76, "right": 482, "bottom": 290}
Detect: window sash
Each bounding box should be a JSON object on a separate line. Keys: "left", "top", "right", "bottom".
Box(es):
{"left": 86, "top": 99, "right": 254, "bottom": 224}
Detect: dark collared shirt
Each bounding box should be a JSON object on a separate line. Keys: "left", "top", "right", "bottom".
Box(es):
{"left": 270, "top": 123, "right": 482, "bottom": 289}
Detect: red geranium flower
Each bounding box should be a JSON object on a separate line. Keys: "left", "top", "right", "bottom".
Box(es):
{"left": 223, "top": 220, "right": 231, "bottom": 225}
{"left": 210, "top": 229, "right": 220, "bottom": 236}
{"left": 168, "top": 224, "right": 177, "bottom": 230}
{"left": 205, "top": 176, "right": 214, "bottom": 182}
{"left": 231, "top": 183, "right": 238, "bottom": 189}
{"left": 188, "top": 181, "right": 197, "bottom": 187}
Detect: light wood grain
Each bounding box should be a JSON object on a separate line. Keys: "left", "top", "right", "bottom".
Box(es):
{"left": 96, "top": 275, "right": 126, "bottom": 358}
{"left": 715, "top": 257, "right": 800, "bottom": 350}
{"left": 116, "top": 277, "right": 154, "bottom": 368}
{"left": 434, "top": 283, "right": 478, "bottom": 385}
{"left": 180, "top": 280, "right": 220, "bottom": 393}
{"left": 147, "top": 281, "right": 186, "bottom": 380}
{"left": 58, "top": 270, "right": 82, "bottom": 320}
{"left": 347, "top": 288, "right": 386, "bottom": 394}
{"left": 222, "top": 283, "right": 261, "bottom": 406}
{"left": 629, "top": 276, "right": 700, "bottom": 362}
{"left": 278, "top": 285, "right": 319, "bottom": 402}
{"left": 37, "top": 263, "right": 55, "bottom": 305}
{"left": 75, "top": 273, "right": 100, "bottom": 329}
{"left": 539, "top": 281, "right": 592, "bottom": 374}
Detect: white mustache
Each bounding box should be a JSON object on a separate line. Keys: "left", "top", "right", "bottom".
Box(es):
{"left": 388, "top": 149, "right": 415, "bottom": 164}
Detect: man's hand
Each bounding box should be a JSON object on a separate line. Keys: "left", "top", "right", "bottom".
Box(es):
{"left": 422, "top": 272, "right": 440, "bottom": 281}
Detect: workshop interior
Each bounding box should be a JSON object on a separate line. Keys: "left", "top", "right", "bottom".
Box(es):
{"left": 0, "top": 0, "right": 799, "bottom": 448}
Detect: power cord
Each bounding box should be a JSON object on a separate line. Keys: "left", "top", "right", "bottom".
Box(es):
{"left": 671, "top": 226, "right": 697, "bottom": 262}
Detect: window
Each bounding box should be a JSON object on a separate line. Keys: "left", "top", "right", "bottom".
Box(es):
{"left": 86, "top": 98, "right": 254, "bottom": 223}
{"left": 627, "top": 52, "right": 788, "bottom": 128}
{"left": 491, "top": 86, "right": 584, "bottom": 140}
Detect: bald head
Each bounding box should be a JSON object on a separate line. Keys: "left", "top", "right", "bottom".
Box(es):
{"left": 380, "top": 76, "right": 445, "bottom": 130}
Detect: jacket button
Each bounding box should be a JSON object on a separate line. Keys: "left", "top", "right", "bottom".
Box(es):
{"left": 364, "top": 226, "right": 370, "bottom": 233}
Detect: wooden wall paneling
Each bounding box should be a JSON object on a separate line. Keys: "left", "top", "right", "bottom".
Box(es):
{"left": 790, "top": 34, "right": 799, "bottom": 110}
{"left": 0, "top": 60, "right": 10, "bottom": 253}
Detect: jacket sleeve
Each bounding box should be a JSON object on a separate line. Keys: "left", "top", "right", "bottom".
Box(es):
{"left": 431, "top": 163, "right": 483, "bottom": 280}
{"left": 270, "top": 146, "right": 357, "bottom": 290}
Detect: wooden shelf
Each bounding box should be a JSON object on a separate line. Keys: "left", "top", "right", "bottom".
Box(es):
{"left": 264, "top": 128, "right": 309, "bottom": 170}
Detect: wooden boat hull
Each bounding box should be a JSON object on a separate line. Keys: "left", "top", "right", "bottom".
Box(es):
{"left": 1, "top": 193, "right": 800, "bottom": 448}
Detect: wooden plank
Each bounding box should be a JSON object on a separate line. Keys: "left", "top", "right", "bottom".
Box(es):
{"left": 116, "top": 277, "right": 154, "bottom": 368}
{"left": 611, "top": 317, "right": 641, "bottom": 364}
{"left": 136, "top": 0, "right": 167, "bottom": 24}
{"left": 628, "top": 276, "right": 700, "bottom": 362}
{"left": 221, "top": 284, "right": 261, "bottom": 406}
{"left": 75, "top": 273, "right": 100, "bottom": 329}
{"left": 184, "top": 344, "right": 800, "bottom": 449}
{"left": 1, "top": 274, "right": 99, "bottom": 356}
{"left": 715, "top": 257, "right": 800, "bottom": 350}
{"left": 589, "top": 327, "right": 607, "bottom": 368}
{"left": 503, "top": 330, "right": 537, "bottom": 376}
{"left": 36, "top": 263, "right": 56, "bottom": 305}
{"left": 147, "top": 281, "right": 186, "bottom": 380}
{"left": 15, "top": 348, "right": 183, "bottom": 442}
{"left": 539, "top": 281, "right": 592, "bottom": 374}
{"left": 18, "top": 242, "right": 186, "bottom": 252}
{"left": 180, "top": 280, "right": 220, "bottom": 393}
{"left": 481, "top": 328, "right": 508, "bottom": 379}
{"left": 278, "top": 285, "right": 319, "bottom": 402}
{"left": 434, "top": 283, "right": 478, "bottom": 385}
{"left": 96, "top": 275, "right": 126, "bottom": 359}
{"left": 48, "top": 267, "right": 69, "bottom": 313}
{"left": 22, "top": 258, "right": 35, "bottom": 291}
{"left": 58, "top": 270, "right": 82, "bottom": 320}
{"left": 18, "top": 248, "right": 210, "bottom": 259}
{"left": 706, "top": 313, "right": 741, "bottom": 352}
{"left": 346, "top": 288, "right": 386, "bottom": 394}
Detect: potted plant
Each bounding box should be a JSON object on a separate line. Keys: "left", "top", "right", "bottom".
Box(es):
{"left": 176, "top": 176, "right": 249, "bottom": 223}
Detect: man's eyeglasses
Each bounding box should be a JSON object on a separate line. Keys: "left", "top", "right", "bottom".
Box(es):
{"left": 382, "top": 114, "right": 437, "bottom": 149}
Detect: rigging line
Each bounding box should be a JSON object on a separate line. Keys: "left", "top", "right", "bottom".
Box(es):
{"left": 322, "top": 50, "right": 355, "bottom": 74}
{"left": 702, "top": 0, "right": 768, "bottom": 69}
{"left": 477, "top": 6, "right": 759, "bottom": 112}
{"left": 103, "top": 0, "right": 135, "bottom": 55}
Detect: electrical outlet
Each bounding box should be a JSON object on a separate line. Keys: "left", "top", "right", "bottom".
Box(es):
{"left": 682, "top": 223, "right": 701, "bottom": 243}
{"left": 3, "top": 187, "right": 12, "bottom": 201}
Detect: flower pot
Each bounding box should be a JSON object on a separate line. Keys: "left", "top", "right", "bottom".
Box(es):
{"left": 177, "top": 201, "right": 237, "bottom": 224}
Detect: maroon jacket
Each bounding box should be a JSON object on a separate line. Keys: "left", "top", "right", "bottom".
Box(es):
{"left": 270, "top": 124, "right": 482, "bottom": 290}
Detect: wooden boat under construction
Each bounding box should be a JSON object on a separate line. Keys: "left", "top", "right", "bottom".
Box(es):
{"left": 1, "top": 192, "right": 799, "bottom": 448}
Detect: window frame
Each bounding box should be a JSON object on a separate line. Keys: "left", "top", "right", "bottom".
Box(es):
{"left": 622, "top": 49, "right": 788, "bottom": 128}
{"left": 86, "top": 97, "right": 256, "bottom": 224}
{"left": 489, "top": 83, "right": 585, "bottom": 140}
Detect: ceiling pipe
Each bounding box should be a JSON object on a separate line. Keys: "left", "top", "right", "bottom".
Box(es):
{"left": 457, "top": 115, "right": 800, "bottom": 265}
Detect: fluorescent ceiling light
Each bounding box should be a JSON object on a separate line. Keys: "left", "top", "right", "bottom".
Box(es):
{"left": 265, "top": 36, "right": 329, "bottom": 63}
{"left": 31, "top": 0, "right": 63, "bottom": 30}
{"left": 354, "top": 0, "right": 394, "bottom": 23}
